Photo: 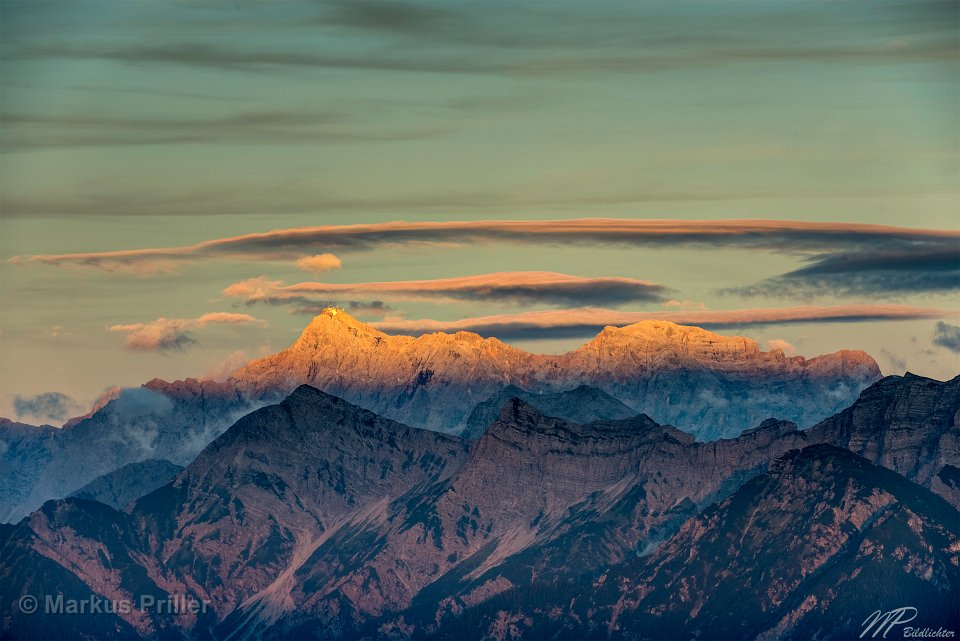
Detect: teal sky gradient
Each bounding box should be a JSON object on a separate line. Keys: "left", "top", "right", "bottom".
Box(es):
{"left": 1, "top": 0, "right": 958, "bottom": 421}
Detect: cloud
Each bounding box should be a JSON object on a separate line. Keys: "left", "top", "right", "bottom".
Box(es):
{"left": 204, "top": 350, "right": 251, "bottom": 382}
{"left": 0, "top": 109, "right": 441, "bottom": 150}
{"left": 880, "top": 349, "right": 907, "bottom": 372}
{"left": 13, "top": 392, "right": 83, "bottom": 425}
{"left": 320, "top": 1, "right": 465, "bottom": 38}
{"left": 0, "top": 178, "right": 876, "bottom": 219}
{"left": 223, "top": 271, "right": 668, "bottom": 309}
{"left": 108, "top": 312, "right": 266, "bottom": 352}
{"left": 14, "top": 42, "right": 505, "bottom": 75}
{"left": 319, "top": 0, "right": 958, "bottom": 60}
{"left": 347, "top": 300, "right": 398, "bottom": 319}
{"left": 10, "top": 1, "right": 955, "bottom": 78}
{"left": 14, "top": 219, "right": 956, "bottom": 298}
{"left": 663, "top": 299, "right": 709, "bottom": 311}
{"left": 107, "top": 387, "right": 175, "bottom": 419}
{"left": 730, "top": 246, "right": 960, "bottom": 297}
{"left": 932, "top": 321, "right": 960, "bottom": 353}
{"left": 370, "top": 304, "right": 955, "bottom": 341}
{"left": 14, "top": 218, "right": 956, "bottom": 274}
{"left": 765, "top": 339, "right": 798, "bottom": 356}
{"left": 296, "top": 253, "right": 342, "bottom": 274}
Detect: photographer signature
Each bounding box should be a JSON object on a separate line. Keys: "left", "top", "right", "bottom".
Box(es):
{"left": 861, "top": 607, "right": 955, "bottom": 639}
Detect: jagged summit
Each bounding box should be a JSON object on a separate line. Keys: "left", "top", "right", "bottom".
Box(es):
{"left": 486, "top": 396, "right": 676, "bottom": 447}
{"left": 285, "top": 309, "right": 876, "bottom": 367}
{"left": 616, "top": 318, "right": 741, "bottom": 337}
{"left": 293, "top": 306, "right": 390, "bottom": 345}
{"left": 313, "top": 306, "right": 370, "bottom": 328}
{"left": 0, "top": 309, "right": 890, "bottom": 526}
{"left": 284, "top": 383, "right": 339, "bottom": 404}
{"left": 579, "top": 319, "right": 761, "bottom": 359}
{"left": 222, "top": 308, "right": 883, "bottom": 438}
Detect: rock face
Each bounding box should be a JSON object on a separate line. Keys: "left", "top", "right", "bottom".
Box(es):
{"left": 2, "top": 373, "right": 956, "bottom": 640}
{"left": 460, "top": 384, "right": 636, "bottom": 439}
{"left": 69, "top": 459, "right": 183, "bottom": 510}
{"left": 1, "top": 387, "right": 469, "bottom": 639}
{"left": 0, "top": 419, "right": 58, "bottom": 523}
{"left": 440, "top": 445, "right": 960, "bottom": 641}
{"left": 0, "top": 310, "right": 881, "bottom": 523}
{"left": 231, "top": 310, "right": 881, "bottom": 439}
{"left": 806, "top": 372, "right": 960, "bottom": 503}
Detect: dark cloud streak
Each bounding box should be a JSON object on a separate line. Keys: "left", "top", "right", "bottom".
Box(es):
{"left": 7, "top": 0, "right": 956, "bottom": 79}
{"left": 13, "top": 38, "right": 955, "bottom": 77}
{"left": 223, "top": 272, "right": 669, "bottom": 310}
{"left": 371, "top": 305, "right": 954, "bottom": 341}
{"left": 1, "top": 109, "right": 443, "bottom": 150}
{"left": 729, "top": 245, "right": 960, "bottom": 297}
{"left": 15, "top": 220, "right": 959, "bottom": 303}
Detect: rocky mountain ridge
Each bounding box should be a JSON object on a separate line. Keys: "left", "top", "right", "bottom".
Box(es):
{"left": 0, "top": 310, "right": 882, "bottom": 522}
{"left": 230, "top": 310, "right": 881, "bottom": 439}
{"left": 428, "top": 445, "right": 960, "bottom": 640}
{"left": 68, "top": 459, "right": 183, "bottom": 510}
{"left": 2, "top": 372, "right": 956, "bottom": 640}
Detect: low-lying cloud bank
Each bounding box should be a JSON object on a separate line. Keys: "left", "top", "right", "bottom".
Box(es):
{"left": 109, "top": 312, "right": 266, "bottom": 352}
{"left": 371, "top": 305, "right": 955, "bottom": 341}
{"left": 223, "top": 271, "right": 668, "bottom": 309}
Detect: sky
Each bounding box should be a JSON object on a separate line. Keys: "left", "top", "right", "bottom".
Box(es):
{"left": 1, "top": 0, "right": 958, "bottom": 423}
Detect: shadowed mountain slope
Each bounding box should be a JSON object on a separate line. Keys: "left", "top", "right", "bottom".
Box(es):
{"left": 438, "top": 444, "right": 959, "bottom": 640}
{"left": 4, "top": 373, "right": 955, "bottom": 639}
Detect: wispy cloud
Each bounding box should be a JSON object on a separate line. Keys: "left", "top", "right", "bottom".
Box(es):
{"left": 203, "top": 350, "right": 251, "bottom": 382}
{"left": 14, "top": 218, "right": 957, "bottom": 273}
{"left": 932, "top": 321, "right": 960, "bottom": 353}
{"left": 10, "top": 3, "right": 955, "bottom": 77}
{"left": 223, "top": 271, "right": 668, "bottom": 309}
{"left": 12, "top": 391, "right": 82, "bottom": 425}
{"left": 370, "top": 304, "right": 955, "bottom": 340}
{"left": 0, "top": 109, "right": 441, "bottom": 150}
{"left": 765, "top": 339, "right": 798, "bottom": 356}
{"left": 880, "top": 349, "right": 908, "bottom": 372}
{"left": 346, "top": 300, "right": 397, "bottom": 319}
{"left": 108, "top": 312, "right": 266, "bottom": 352}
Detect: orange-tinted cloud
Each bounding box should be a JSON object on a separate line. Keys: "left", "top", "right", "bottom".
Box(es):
{"left": 765, "top": 338, "right": 799, "bottom": 356}
{"left": 296, "top": 253, "right": 342, "bottom": 274}
{"left": 371, "top": 305, "right": 955, "bottom": 340}
{"left": 14, "top": 218, "right": 956, "bottom": 272}
{"left": 662, "top": 299, "right": 709, "bottom": 311}
{"left": 108, "top": 312, "right": 266, "bottom": 352}
{"left": 223, "top": 271, "right": 668, "bottom": 308}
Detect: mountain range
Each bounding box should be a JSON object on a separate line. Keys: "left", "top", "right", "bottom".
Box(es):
{"left": 0, "top": 310, "right": 881, "bottom": 523}
{"left": 2, "top": 371, "right": 957, "bottom": 640}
